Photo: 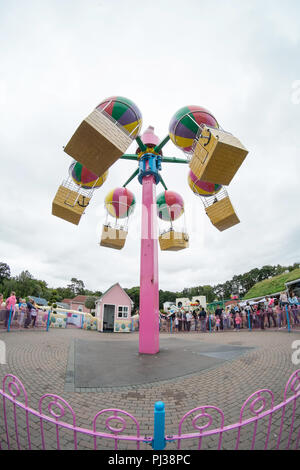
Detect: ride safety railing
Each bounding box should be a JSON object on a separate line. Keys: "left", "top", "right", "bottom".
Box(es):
{"left": 0, "top": 306, "right": 51, "bottom": 333}
{"left": 0, "top": 371, "right": 299, "bottom": 450}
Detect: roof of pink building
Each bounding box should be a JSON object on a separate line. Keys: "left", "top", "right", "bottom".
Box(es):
{"left": 96, "top": 283, "right": 133, "bottom": 305}
{"left": 61, "top": 295, "right": 88, "bottom": 304}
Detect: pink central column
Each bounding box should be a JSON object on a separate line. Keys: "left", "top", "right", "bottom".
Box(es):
{"left": 139, "top": 173, "right": 159, "bottom": 354}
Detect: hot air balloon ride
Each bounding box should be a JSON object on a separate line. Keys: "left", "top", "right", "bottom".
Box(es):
{"left": 169, "top": 105, "right": 248, "bottom": 187}
{"left": 156, "top": 190, "right": 189, "bottom": 251}
{"left": 53, "top": 96, "right": 249, "bottom": 354}
{"left": 52, "top": 162, "right": 108, "bottom": 226}
{"left": 100, "top": 187, "right": 136, "bottom": 250}
{"left": 187, "top": 169, "right": 239, "bottom": 231}
{"left": 64, "top": 96, "right": 142, "bottom": 177}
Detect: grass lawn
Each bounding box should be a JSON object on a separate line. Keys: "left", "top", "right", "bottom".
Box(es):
{"left": 244, "top": 268, "right": 300, "bottom": 299}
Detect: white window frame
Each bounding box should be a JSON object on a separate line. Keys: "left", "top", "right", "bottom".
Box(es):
{"left": 117, "top": 305, "right": 129, "bottom": 319}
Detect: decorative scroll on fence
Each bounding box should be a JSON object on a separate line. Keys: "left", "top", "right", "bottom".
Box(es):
{"left": 0, "top": 371, "right": 299, "bottom": 450}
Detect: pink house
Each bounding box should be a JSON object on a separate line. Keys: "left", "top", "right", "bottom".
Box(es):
{"left": 95, "top": 283, "right": 133, "bottom": 333}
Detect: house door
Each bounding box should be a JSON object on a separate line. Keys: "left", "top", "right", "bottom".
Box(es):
{"left": 103, "top": 305, "right": 115, "bottom": 331}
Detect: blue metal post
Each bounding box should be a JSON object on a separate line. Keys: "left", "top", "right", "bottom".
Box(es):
{"left": 81, "top": 314, "right": 84, "bottom": 329}
{"left": 46, "top": 310, "right": 51, "bottom": 331}
{"left": 152, "top": 401, "right": 166, "bottom": 450}
{"left": 209, "top": 315, "right": 212, "bottom": 333}
{"left": 170, "top": 318, "right": 172, "bottom": 333}
{"left": 248, "top": 311, "right": 251, "bottom": 331}
{"left": 131, "top": 319, "right": 134, "bottom": 332}
{"left": 285, "top": 305, "right": 291, "bottom": 333}
{"left": 7, "top": 306, "right": 13, "bottom": 332}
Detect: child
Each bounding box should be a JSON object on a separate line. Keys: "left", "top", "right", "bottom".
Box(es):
{"left": 235, "top": 313, "right": 241, "bottom": 331}
{"left": 215, "top": 317, "right": 220, "bottom": 332}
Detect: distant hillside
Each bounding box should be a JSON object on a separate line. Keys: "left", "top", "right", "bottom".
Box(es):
{"left": 244, "top": 268, "right": 300, "bottom": 299}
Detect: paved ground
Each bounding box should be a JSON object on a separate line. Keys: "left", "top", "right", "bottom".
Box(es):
{"left": 72, "top": 336, "right": 254, "bottom": 389}
{"left": 0, "top": 328, "right": 299, "bottom": 450}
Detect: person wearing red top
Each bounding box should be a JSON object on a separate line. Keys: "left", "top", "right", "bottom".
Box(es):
{"left": 256, "top": 304, "right": 265, "bottom": 330}
{"left": 235, "top": 314, "right": 241, "bottom": 331}
{"left": 4, "top": 292, "right": 17, "bottom": 328}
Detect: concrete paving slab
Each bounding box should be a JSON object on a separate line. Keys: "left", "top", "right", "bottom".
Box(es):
{"left": 73, "top": 336, "right": 254, "bottom": 388}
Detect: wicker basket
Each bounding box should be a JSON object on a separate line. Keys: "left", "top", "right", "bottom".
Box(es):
{"left": 64, "top": 109, "right": 133, "bottom": 176}
{"left": 205, "top": 197, "right": 240, "bottom": 231}
{"left": 159, "top": 231, "right": 189, "bottom": 251}
{"left": 189, "top": 126, "right": 248, "bottom": 185}
{"left": 100, "top": 225, "right": 127, "bottom": 250}
{"left": 52, "top": 185, "right": 90, "bottom": 225}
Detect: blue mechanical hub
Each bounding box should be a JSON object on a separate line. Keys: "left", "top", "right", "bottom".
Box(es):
{"left": 138, "top": 152, "right": 162, "bottom": 185}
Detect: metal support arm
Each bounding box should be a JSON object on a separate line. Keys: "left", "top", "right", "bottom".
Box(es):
{"left": 159, "top": 174, "right": 168, "bottom": 191}
{"left": 122, "top": 168, "right": 139, "bottom": 187}
{"left": 154, "top": 135, "right": 170, "bottom": 154}
{"left": 161, "top": 156, "right": 189, "bottom": 164}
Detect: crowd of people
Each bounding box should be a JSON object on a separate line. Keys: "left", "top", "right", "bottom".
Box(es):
{"left": 0, "top": 292, "right": 45, "bottom": 329}
{"left": 1, "top": 290, "right": 300, "bottom": 333}
{"left": 160, "top": 292, "right": 300, "bottom": 333}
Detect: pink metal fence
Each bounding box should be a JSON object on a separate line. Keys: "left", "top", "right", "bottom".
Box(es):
{"left": 0, "top": 370, "right": 299, "bottom": 450}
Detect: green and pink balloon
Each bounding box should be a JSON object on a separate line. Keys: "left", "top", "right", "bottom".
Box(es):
{"left": 156, "top": 191, "right": 184, "bottom": 221}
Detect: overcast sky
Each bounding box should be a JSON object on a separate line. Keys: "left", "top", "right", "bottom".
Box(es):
{"left": 0, "top": 0, "right": 299, "bottom": 294}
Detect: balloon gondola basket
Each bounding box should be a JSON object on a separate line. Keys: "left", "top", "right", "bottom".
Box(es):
{"left": 52, "top": 178, "right": 94, "bottom": 225}
{"left": 100, "top": 224, "right": 128, "bottom": 250}
{"left": 64, "top": 101, "right": 140, "bottom": 177}
{"left": 201, "top": 188, "right": 240, "bottom": 231}
{"left": 189, "top": 125, "right": 248, "bottom": 186}
{"left": 159, "top": 229, "right": 189, "bottom": 251}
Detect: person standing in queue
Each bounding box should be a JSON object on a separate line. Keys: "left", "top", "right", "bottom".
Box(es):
{"left": 230, "top": 306, "right": 236, "bottom": 330}
{"left": 215, "top": 305, "right": 224, "bottom": 330}
{"left": 4, "top": 291, "right": 17, "bottom": 328}
{"left": 186, "top": 311, "right": 192, "bottom": 332}
{"left": 199, "top": 307, "right": 207, "bottom": 333}
{"left": 24, "top": 297, "right": 35, "bottom": 328}
{"left": 245, "top": 302, "right": 253, "bottom": 329}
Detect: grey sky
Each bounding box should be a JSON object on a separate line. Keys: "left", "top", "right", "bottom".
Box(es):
{"left": 0, "top": 0, "right": 299, "bottom": 293}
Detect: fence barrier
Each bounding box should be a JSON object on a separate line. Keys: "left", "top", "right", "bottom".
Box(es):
{"left": 0, "top": 308, "right": 51, "bottom": 333}
{"left": 0, "top": 370, "right": 299, "bottom": 450}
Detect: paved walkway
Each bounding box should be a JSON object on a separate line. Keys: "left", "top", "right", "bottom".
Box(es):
{"left": 0, "top": 328, "right": 299, "bottom": 450}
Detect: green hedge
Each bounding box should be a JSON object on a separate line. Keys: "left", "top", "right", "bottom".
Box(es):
{"left": 244, "top": 268, "right": 300, "bottom": 299}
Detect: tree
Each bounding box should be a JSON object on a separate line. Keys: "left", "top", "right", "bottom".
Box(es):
{"left": 67, "top": 278, "right": 85, "bottom": 296}
{"left": 85, "top": 296, "right": 97, "bottom": 313}
{"left": 1, "top": 278, "right": 19, "bottom": 298}
{"left": 0, "top": 263, "right": 11, "bottom": 283}
{"left": 124, "top": 287, "right": 140, "bottom": 309}
{"left": 93, "top": 290, "right": 103, "bottom": 298}
{"left": 159, "top": 290, "right": 176, "bottom": 309}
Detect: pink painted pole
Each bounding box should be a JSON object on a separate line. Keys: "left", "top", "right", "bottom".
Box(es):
{"left": 139, "top": 173, "right": 159, "bottom": 354}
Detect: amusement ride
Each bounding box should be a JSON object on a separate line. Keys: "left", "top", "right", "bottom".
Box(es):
{"left": 52, "top": 96, "right": 248, "bottom": 354}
